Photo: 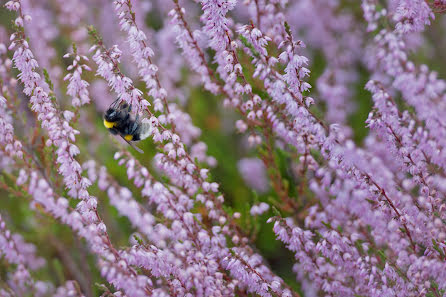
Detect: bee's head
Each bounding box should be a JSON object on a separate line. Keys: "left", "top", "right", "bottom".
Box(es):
{"left": 104, "top": 107, "right": 119, "bottom": 122}
{"left": 104, "top": 101, "right": 129, "bottom": 121}
{"left": 104, "top": 100, "right": 131, "bottom": 129}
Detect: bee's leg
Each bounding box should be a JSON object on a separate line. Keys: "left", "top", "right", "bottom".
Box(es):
{"left": 109, "top": 128, "right": 118, "bottom": 135}
{"left": 121, "top": 136, "right": 144, "bottom": 153}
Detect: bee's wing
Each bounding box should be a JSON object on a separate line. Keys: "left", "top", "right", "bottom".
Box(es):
{"left": 110, "top": 98, "right": 121, "bottom": 109}
{"left": 120, "top": 135, "right": 144, "bottom": 153}
{"left": 110, "top": 98, "right": 131, "bottom": 112}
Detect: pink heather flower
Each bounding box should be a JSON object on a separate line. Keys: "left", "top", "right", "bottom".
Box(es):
{"left": 392, "top": 0, "right": 434, "bottom": 33}
{"left": 53, "top": 281, "right": 85, "bottom": 297}
{"left": 155, "top": 23, "right": 189, "bottom": 104}
{"left": 114, "top": 152, "right": 236, "bottom": 295}
{"left": 199, "top": 0, "right": 246, "bottom": 103}
{"left": 250, "top": 202, "right": 270, "bottom": 216}
{"left": 238, "top": 158, "right": 269, "bottom": 193}
{"left": 362, "top": 0, "right": 387, "bottom": 31}
{"left": 64, "top": 51, "right": 91, "bottom": 107}
{"left": 169, "top": 5, "right": 219, "bottom": 94}
{"left": 0, "top": 96, "right": 23, "bottom": 159}
{"left": 92, "top": 44, "right": 149, "bottom": 114}
{"left": 0, "top": 216, "right": 44, "bottom": 270}
{"left": 286, "top": 0, "right": 362, "bottom": 124}
{"left": 362, "top": 0, "right": 446, "bottom": 174}
{"left": 83, "top": 160, "right": 158, "bottom": 244}
{"left": 19, "top": 0, "right": 61, "bottom": 88}
{"left": 242, "top": 0, "right": 288, "bottom": 44}
{"left": 114, "top": 0, "right": 164, "bottom": 100}
{"left": 0, "top": 215, "right": 51, "bottom": 296}
{"left": 24, "top": 167, "right": 151, "bottom": 296}
{"left": 200, "top": 0, "right": 236, "bottom": 51}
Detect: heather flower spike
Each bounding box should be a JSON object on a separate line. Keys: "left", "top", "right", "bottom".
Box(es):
{"left": 2, "top": 0, "right": 446, "bottom": 296}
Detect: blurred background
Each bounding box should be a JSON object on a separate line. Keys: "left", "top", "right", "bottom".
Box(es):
{"left": 1, "top": 0, "right": 446, "bottom": 296}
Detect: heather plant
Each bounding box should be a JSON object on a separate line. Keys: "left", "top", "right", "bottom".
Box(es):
{"left": 1, "top": 0, "right": 446, "bottom": 296}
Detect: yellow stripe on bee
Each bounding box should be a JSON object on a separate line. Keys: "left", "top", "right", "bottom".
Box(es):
{"left": 124, "top": 134, "right": 133, "bottom": 141}
{"left": 103, "top": 119, "right": 116, "bottom": 128}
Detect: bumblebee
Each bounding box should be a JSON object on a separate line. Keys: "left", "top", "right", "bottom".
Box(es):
{"left": 103, "top": 99, "right": 151, "bottom": 153}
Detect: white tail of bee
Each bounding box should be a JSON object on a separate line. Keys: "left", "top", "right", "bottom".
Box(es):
{"left": 139, "top": 118, "right": 153, "bottom": 141}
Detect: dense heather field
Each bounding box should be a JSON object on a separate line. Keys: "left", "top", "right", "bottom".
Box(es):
{"left": 1, "top": 0, "right": 446, "bottom": 296}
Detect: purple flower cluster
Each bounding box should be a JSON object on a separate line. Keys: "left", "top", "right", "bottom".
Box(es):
{"left": 1, "top": 0, "right": 446, "bottom": 296}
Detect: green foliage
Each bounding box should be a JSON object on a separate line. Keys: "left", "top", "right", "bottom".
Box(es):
{"left": 43, "top": 68, "right": 54, "bottom": 91}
